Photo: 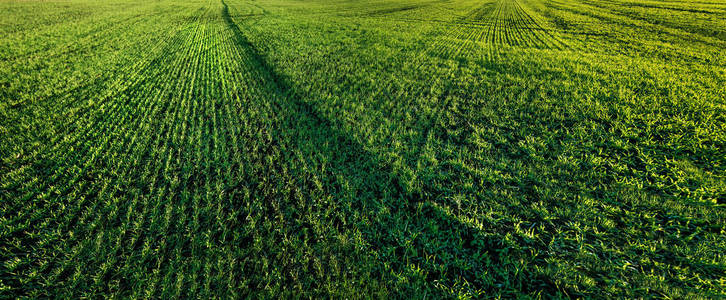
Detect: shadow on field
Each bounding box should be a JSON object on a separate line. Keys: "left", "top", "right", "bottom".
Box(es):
{"left": 220, "top": 1, "right": 563, "bottom": 296}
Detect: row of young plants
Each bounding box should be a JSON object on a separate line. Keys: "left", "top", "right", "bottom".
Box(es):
{"left": 1, "top": 0, "right": 724, "bottom": 297}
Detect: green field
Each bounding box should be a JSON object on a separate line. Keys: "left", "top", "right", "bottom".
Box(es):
{"left": 1, "top": 0, "right": 725, "bottom": 297}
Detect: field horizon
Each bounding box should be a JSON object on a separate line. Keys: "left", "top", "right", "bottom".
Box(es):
{"left": 1, "top": 0, "right": 725, "bottom": 297}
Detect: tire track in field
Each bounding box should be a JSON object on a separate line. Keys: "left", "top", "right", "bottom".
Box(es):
{"left": 426, "top": 0, "right": 569, "bottom": 62}
{"left": 607, "top": 0, "right": 726, "bottom": 14}
{"left": 425, "top": 0, "right": 500, "bottom": 61}
{"left": 513, "top": 0, "right": 569, "bottom": 49}
{"left": 581, "top": 0, "right": 726, "bottom": 41}
{"left": 546, "top": 0, "right": 726, "bottom": 49}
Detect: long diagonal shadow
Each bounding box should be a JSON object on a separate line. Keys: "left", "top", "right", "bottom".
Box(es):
{"left": 220, "top": 1, "right": 567, "bottom": 296}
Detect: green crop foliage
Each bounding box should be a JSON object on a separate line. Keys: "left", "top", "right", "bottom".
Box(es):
{"left": 1, "top": 0, "right": 725, "bottom": 298}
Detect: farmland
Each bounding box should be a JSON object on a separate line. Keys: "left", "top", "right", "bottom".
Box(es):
{"left": 1, "top": 0, "right": 725, "bottom": 297}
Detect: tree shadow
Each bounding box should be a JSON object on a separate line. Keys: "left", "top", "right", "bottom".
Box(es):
{"left": 220, "top": 1, "right": 566, "bottom": 297}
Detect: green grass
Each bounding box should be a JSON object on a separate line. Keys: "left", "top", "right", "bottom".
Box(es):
{"left": 1, "top": 0, "right": 725, "bottom": 297}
